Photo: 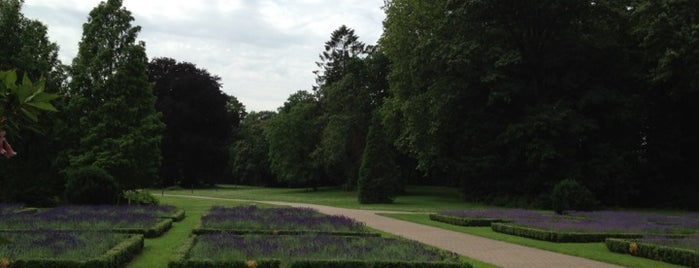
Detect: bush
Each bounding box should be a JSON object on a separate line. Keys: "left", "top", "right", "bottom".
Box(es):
{"left": 606, "top": 238, "right": 699, "bottom": 267}
{"left": 123, "top": 190, "right": 160, "bottom": 205}
{"left": 491, "top": 223, "right": 642, "bottom": 243}
{"left": 551, "top": 179, "right": 598, "bottom": 214}
{"left": 64, "top": 166, "right": 120, "bottom": 205}
{"left": 358, "top": 114, "right": 400, "bottom": 204}
{"left": 429, "top": 214, "right": 508, "bottom": 227}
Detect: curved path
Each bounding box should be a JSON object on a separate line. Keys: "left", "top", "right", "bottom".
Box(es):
{"left": 165, "top": 194, "right": 622, "bottom": 268}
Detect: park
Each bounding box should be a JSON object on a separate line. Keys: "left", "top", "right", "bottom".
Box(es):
{"left": 2, "top": 0, "right": 699, "bottom": 267}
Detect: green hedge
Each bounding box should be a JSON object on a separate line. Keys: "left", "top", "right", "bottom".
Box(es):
{"left": 167, "top": 209, "right": 186, "bottom": 222}
{"left": 606, "top": 238, "right": 699, "bottom": 267}
{"left": 429, "top": 214, "right": 508, "bottom": 227}
{"left": 169, "top": 259, "right": 281, "bottom": 268}
{"left": 491, "top": 223, "right": 643, "bottom": 242}
{"left": 114, "top": 218, "right": 173, "bottom": 238}
{"left": 8, "top": 234, "right": 143, "bottom": 268}
{"left": 289, "top": 260, "right": 472, "bottom": 268}
{"left": 191, "top": 228, "right": 380, "bottom": 237}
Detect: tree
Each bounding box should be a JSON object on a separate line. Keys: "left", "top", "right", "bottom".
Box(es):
{"left": 229, "top": 111, "right": 276, "bottom": 186}
{"left": 0, "top": 0, "right": 66, "bottom": 205}
{"left": 358, "top": 113, "right": 399, "bottom": 203}
{"left": 148, "top": 57, "right": 236, "bottom": 187}
{"left": 381, "top": 0, "right": 641, "bottom": 206}
{"left": 66, "top": 0, "right": 163, "bottom": 190}
{"left": 265, "top": 90, "right": 322, "bottom": 189}
{"left": 313, "top": 25, "right": 368, "bottom": 92}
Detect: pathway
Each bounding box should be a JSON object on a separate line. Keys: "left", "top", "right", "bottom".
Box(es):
{"left": 164, "top": 194, "right": 623, "bottom": 268}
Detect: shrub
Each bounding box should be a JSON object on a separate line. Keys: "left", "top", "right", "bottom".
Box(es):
{"left": 123, "top": 190, "right": 160, "bottom": 205}
{"left": 606, "top": 238, "right": 699, "bottom": 267}
{"left": 551, "top": 179, "right": 598, "bottom": 214}
{"left": 64, "top": 166, "right": 120, "bottom": 205}
{"left": 358, "top": 114, "right": 399, "bottom": 204}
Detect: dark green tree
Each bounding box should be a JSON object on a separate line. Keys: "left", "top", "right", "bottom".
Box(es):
{"left": 229, "top": 111, "right": 276, "bottom": 186}
{"left": 148, "top": 57, "right": 237, "bottom": 187}
{"left": 0, "top": 0, "right": 66, "bottom": 205}
{"left": 358, "top": 113, "right": 399, "bottom": 204}
{"left": 265, "top": 90, "right": 322, "bottom": 189}
{"left": 66, "top": 0, "right": 163, "bottom": 190}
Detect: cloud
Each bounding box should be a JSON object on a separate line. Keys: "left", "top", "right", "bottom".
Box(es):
{"left": 21, "top": 0, "right": 385, "bottom": 112}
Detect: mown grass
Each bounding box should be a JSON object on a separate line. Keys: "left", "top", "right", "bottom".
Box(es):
{"left": 158, "top": 185, "right": 491, "bottom": 212}
{"left": 380, "top": 213, "right": 685, "bottom": 268}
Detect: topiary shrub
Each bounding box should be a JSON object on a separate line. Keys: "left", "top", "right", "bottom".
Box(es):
{"left": 123, "top": 190, "right": 160, "bottom": 205}
{"left": 65, "top": 166, "right": 120, "bottom": 205}
{"left": 551, "top": 178, "right": 598, "bottom": 214}
{"left": 358, "top": 114, "right": 400, "bottom": 204}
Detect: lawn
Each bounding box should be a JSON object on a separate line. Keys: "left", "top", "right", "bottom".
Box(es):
{"left": 157, "top": 185, "right": 491, "bottom": 212}
{"left": 381, "top": 213, "right": 686, "bottom": 268}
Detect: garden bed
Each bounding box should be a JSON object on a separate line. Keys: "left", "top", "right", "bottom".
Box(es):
{"left": 196, "top": 206, "right": 375, "bottom": 236}
{"left": 606, "top": 236, "right": 699, "bottom": 267}
{"left": 0, "top": 231, "right": 143, "bottom": 267}
{"left": 433, "top": 209, "right": 699, "bottom": 242}
{"left": 169, "top": 234, "right": 471, "bottom": 268}
{"left": 0, "top": 205, "right": 178, "bottom": 237}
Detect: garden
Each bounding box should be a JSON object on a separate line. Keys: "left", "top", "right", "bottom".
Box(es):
{"left": 430, "top": 208, "right": 699, "bottom": 267}
{"left": 173, "top": 205, "right": 471, "bottom": 268}
{"left": 0, "top": 203, "right": 184, "bottom": 267}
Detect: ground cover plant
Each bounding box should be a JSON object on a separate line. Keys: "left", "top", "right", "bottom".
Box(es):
{"left": 197, "top": 205, "right": 372, "bottom": 235}
{"left": 0, "top": 231, "right": 143, "bottom": 267}
{"left": 434, "top": 209, "right": 699, "bottom": 239}
{"left": 172, "top": 234, "right": 471, "bottom": 268}
{"left": 0, "top": 205, "right": 181, "bottom": 237}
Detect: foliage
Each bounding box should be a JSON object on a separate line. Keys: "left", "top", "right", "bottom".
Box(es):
{"left": 66, "top": 0, "right": 163, "bottom": 190}
{"left": 148, "top": 58, "right": 238, "bottom": 187}
{"left": 551, "top": 179, "right": 598, "bottom": 214}
{"left": 265, "top": 91, "right": 322, "bottom": 189}
{"left": 606, "top": 238, "right": 699, "bottom": 267}
{"left": 491, "top": 223, "right": 642, "bottom": 243}
{"left": 229, "top": 111, "right": 276, "bottom": 186}
{"left": 358, "top": 114, "right": 400, "bottom": 204}
{"left": 64, "top": 166, "right": 120, "bottom": 205}
{"left": 123, "top": 190, "right": 160, "bottom": 205}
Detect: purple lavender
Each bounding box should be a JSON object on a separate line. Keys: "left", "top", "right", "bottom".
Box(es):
{"left": 0, "top": 205, "right": 175, "bottom": 230}
{"left": 201, "top": 206, "right": 367, "bottom": 232}
{"left": 0, "top": 231, "right": 128, "bottom": 259}
{"left": 639, "top": 234, "right": 699, "bottom": 251}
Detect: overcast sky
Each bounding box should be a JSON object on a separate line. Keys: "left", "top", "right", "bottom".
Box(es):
{"left": 21, "top": 0, "right": 386, "bottom": 112}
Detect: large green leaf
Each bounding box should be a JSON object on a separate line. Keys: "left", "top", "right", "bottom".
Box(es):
{"left": 26, "top": 101, "right": 58, "bottom": 112}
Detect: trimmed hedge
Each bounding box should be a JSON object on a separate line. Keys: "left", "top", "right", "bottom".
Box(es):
{"left": 429, "top": 214, "right": 508, "bottom": 227}
{"left": 491, "top": 223, "right": 643, "bottom": 242}
{"left": 169, "top": 259, "right": 281, "bottom": 268}
{"left": 7, "top": 234, "right": 143, "bottom": 268}
{"left": 290, "top": 260, "right": 472, "bottom": 268}
{"left": 167, "top": 209, "right": 186, "bottom": 222}
{"left": 113, "top": 218, "right": 173, "bottom": 238}
{"left": 606, "top": 238, "right": 699, "bottom": 267}
{"left": 191, "top": 228, "right": 380, "bottom": 237}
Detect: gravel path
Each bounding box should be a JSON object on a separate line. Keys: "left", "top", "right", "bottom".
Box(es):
{"left": 165, "top": 194, "right": 623, "bottom": 268}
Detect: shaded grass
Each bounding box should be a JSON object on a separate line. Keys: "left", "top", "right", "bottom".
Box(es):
{"left": 158, "top": 185, "right": 491, "bottom": 212}
{"left": 381, "top": 213, "right": 685, "bottom": 268}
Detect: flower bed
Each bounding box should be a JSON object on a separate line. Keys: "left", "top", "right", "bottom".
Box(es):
{"left": 169, "top": 234, "right": 471, "bottom": 268}
{"left": 196, "top": 206, "right": 373, "bottom": 236}
{"left": 433, "top": 209, "right": 699, "bottom": 242}
{"left": 0, "top": 231, "right": 143, "bottom": 267}
{"left": 606, "top": 236, "right": 699, "bottom": 267}
{"left": 0, "top": 205, "right": 178, "bottom": 237}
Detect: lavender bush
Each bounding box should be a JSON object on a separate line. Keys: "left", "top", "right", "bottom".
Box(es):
{"left": 200, "top": 206, "right": 367, "bottom": 233}
{"left": 438, "top": 209, "right": 699, "bottom": 234}
{"left": 0, "top": 205, "right": 176, "bottom": 230}
{"left": 0, "top": 231, "right": 129, "bottom": 260}
{"left": 188, "top": 234, "right": 462, "bottom": 263}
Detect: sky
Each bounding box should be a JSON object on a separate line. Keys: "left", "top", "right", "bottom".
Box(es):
{"left": 21, "top": 0, "right": 386, "bottom": 112}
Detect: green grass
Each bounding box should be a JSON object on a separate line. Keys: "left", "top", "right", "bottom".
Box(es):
{"left": 380, "top": 213, "right": 686, "bottom": 268}
{"left": 158, "top": 185, "right": 491, "bottom": 212}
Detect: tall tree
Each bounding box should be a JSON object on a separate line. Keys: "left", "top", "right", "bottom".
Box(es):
{"left": 229, "top": 111, "right": 276, "bottom": 186}
{"left": 358, "top": 113, "right": 399, "bottom": 204}
{"left": 265, "top": 90, "right": 322, "bottom": 189}
{"left": 0, "top": 0, "right": 66, "bottom": 205}
{"left": 313, "top": 25, "right": 368, "bottom": 92}
{"left": 67, "top": 0, "right": 163, "bottom": 190}
{"left": 148, "top": 57, "right": 236, "bottom": 187}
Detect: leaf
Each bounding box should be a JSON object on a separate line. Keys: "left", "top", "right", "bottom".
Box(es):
{"left": 26, "top": 101, "right": 58, "bottom": 112}
{"left": 20, "top": 107, "right": 39, "bottom": 122}
{"left": 3, "top": 70, "right": 17, "bottom": 89}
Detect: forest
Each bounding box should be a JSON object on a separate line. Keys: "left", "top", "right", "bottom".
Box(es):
{"left": 1, "top": 0, "right": 698, "bottom": 210}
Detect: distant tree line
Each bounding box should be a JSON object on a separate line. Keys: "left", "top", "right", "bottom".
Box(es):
{"left": 2, "top": 0, "right": 698, "bottom": 209}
